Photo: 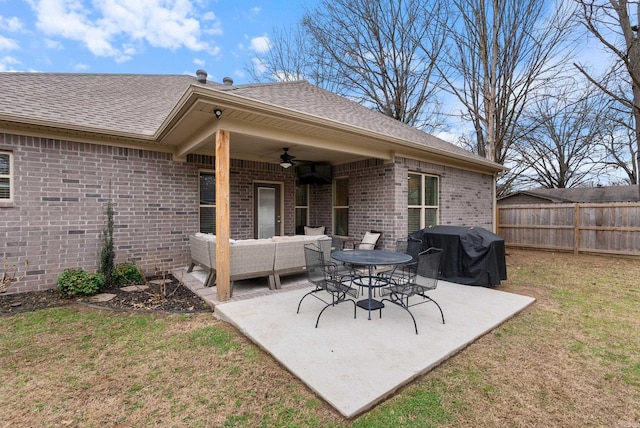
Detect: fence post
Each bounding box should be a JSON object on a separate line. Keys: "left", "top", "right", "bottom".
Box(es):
{"left": 573, "top": 204, "right": 579, "bottom": 254}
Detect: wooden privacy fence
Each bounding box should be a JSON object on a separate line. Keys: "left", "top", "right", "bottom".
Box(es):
{"left": 497, "top": 202, "right": 640, "bottom": 256}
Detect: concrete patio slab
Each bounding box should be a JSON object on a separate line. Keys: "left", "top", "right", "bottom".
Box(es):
{"left": 212, "top": 280, "right": 535, "bottom": 418}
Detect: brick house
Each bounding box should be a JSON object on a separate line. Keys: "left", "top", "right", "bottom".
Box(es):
{"left": 0, "top": 71, "right": 504, "bottom": 295}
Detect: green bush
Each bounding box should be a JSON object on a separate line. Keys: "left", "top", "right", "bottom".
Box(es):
{"left": 114, "top": 261, "right": 145, "bottom": 285}
{"left": 57, "top": 268, "right": 105, "bottom": 298}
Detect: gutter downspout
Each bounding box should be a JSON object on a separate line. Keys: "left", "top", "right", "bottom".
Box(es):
{"left": 493, "top": 172, "right": 499, "bottom": 234}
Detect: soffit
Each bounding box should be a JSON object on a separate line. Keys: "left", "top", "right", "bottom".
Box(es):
{"left": 162, "top": 97, "right": 394, "bottom": 166}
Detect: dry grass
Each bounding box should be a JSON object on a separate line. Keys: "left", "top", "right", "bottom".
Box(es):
{"left": 413, "top": 249, "right": 640, "bottom": 427}
{"left": 1, "top": 249, "right": 639, "bottom": 427}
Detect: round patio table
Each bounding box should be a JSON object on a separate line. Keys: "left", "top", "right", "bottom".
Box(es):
{"left": 331, "top": 249, "right": 412, "bottom": 320}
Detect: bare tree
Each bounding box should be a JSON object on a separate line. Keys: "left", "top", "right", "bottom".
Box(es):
{"left": 442, "top": 0, "right": 576, "bottom": 164}
{"left": 247, "top": 26, "right": 310, "bottom": 83}
{"left": 513, "top": 80, "right": 611, "bottom": 188}
{"left": 573, "top": 0, "right": 640, "bottom": 192}
{"left": 249, "top": 0, "right": 452, "bottom": 131}
{"left": 599, "top": 98, "right": 639, "bottom": 184}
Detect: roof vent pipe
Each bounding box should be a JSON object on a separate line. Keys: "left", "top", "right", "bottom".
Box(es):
{"left": 196, "top": 69, "right": 207, "bottom": 84}
{"left": 223, "top": 76, "right": 233, "bottom": 86}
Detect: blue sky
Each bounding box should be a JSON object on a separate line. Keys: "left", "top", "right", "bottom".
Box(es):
{"left": 0, "top": 0, "right": 317, "bottom": 84}
{"left": 1, "top": 1, "right": 611, "bottom": 85}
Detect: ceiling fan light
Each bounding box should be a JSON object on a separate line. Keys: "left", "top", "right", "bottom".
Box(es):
{"left": 279, "top": 148, "right": 296, "bottom": 168}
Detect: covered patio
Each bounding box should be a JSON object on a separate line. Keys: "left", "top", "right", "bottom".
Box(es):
{"left": 177, "top": 265, "right": 535, "bottom": 418}
{"left": 0, "top": 72, "right": 503, "bottom": 298}
{"left": 167, "top": 77, "right": 505, "bottom": 303}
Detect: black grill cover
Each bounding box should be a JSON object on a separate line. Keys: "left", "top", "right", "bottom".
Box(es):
{"left": 410, "top": 226, "right": 507, "bottom": 286}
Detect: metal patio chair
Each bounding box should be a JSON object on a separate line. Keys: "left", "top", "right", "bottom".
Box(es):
{"left": 380, "top": 247, "right": 445, "bottom": 334}
{"left": 377, "top": 236, "right": 423, "bottom": 287}
{"left": 318, "top": 235, "right": 352, "bottom": 278}
{"left": 296, "top": 243, "right": 358, "bottom": 328}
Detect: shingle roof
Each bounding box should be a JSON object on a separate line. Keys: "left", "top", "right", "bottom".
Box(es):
{"left": 216, "top": 80, "right": 479, "bottom": 162}
{"left": 0, "top": 73, "right": 195, "bottom": 136}
{"left": 501, "top": 186, "right": 640, "bottom": 203}
{"left": 0, "top": 72, "right": 496, "bottom": 167}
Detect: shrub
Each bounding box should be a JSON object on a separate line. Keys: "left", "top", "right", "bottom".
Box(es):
{"left": 114, "top": 261, "right": 145, "bottom": 285}
{"left": 1, "top": 259, "right": 28, "bottom": 294}
{"left": 99, "top": 195, "right": 115, "bottom": 285}
{"left": 57, "top": 268, "right": 105, "bottom": 298}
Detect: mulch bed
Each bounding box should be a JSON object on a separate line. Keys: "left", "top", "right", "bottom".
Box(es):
{"left": 0, "top": 275, "right": 212, "bottom": 315}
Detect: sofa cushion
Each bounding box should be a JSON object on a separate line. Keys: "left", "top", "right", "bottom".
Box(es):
{"left": 359, "top": 231, "right": 381, "bottom": 250}
{"left": 304, "top": 226, "right": 326, "bottom": 235}
{"left": 195, "top": 232, "right": 216, "bottom": 242}
{"left": 231, "top": 238, "right": 272, "bottom": 245}
{"left": 271, "top": 234, "right": 324, "bottom": 242}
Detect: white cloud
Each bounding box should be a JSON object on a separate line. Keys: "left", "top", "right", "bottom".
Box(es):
{"left": 193, "top": 57, "right": 205, "bottom": 66}
{"left": 0, "top": 34, "right": 18, "bottom": 50}
{"left": 251, "top": 56, "right": 266, "bottom": 74}
{"left": 27, "top": 0, "right": 220, "bottom": 62}
{"left": 0, "top": 55, "right": 21, "bottom": 71}
{"left": 249, "top": 7, "right": 261, "bottom": 17}
{"left": 74, "top": 62, "right": 89, "bottom": 70}
{"left": 44, "top": 38, "right": 63, "bottom": 49}
{"left": 0, "top": 16, "right": 23, "bottom": 32}
{"left": 0, "top": 14, "right": 22, "bottom": 53}
{"left": 202, "top": 11, "right": 222, "bottom": 36}
{"left": 249, "top": 35, "right": 269, "bottom": 53}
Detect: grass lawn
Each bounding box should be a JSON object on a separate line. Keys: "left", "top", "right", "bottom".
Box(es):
{"left": 1, "top": 249, "right": 639, "bottom": 427}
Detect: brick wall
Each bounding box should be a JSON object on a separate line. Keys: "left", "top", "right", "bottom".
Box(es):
{"left": 1, "top": 133, "right": 201, "bottom": 293}
{"left": 186, "top": 156, "right": 298, "bottom": 239}
{"left": 397, "top": 157, "right": 495, "bottom": 229}
{"left": 309, "top": 182, "right": 333, "bottom": 233}
{"left": 330, "top": 157, "right": 495, "bottom": 250}
{"left": 1, "top": 132, "right": 495, "bottom": 293}
{"left": 334, "top": 159, "right": 395, "bottom": 249}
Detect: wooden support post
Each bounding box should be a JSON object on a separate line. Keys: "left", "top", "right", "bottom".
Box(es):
{"left": 215, "top": 129, "right": 231, "bottom": 301}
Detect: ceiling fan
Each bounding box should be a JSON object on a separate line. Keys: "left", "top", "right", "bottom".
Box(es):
{"left": 279, "top": 148, "right": 296, "bottom": 168}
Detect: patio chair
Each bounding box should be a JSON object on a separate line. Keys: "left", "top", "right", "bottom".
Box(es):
{"left": 317, "top": 235, "right": 345, "bottom": 260}
{"left": 380, "top": 247, "right": 445, "bottom": 334}
{"left": 330, "top": 235, "right": 345, "bottom": 252}
{"left": 319, "top": 235, "right": 356, "bottom": 282}
{"left": 377, "top": 236, "right": 423, "bottom": 286}
{"left": 297, "top": 243, "right": 358, "bottom": 328}
{"left": 352, "top": 230, "right": 382, "bottom": 250}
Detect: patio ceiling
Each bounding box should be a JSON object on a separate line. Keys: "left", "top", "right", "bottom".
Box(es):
{"left": 161, "top": 96, "right": 394, "bottom": 166}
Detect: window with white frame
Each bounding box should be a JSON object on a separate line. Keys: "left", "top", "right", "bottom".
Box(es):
{"left": 408, "top": 172, "right": 439, "bottom": 232}
{"left": 199, "top": 171, "right": 215, "bottom": 233}
{"left": 333, "top": 177, "right": 349, "bottom": 236}
{"left": 295, "top": 183, "right": 309, "bottom": 234}
{"left": 0, "top": 151, "right": 12, "bottom": 201}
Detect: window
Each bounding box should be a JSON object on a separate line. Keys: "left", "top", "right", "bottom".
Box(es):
{"left": 408, "top": 173, "right": 439, "bottom": 233}
{"left": 0, "top": 151, "right": 12, "bottom": 201}
{"left": 295, "top": 183, "right": 309, "bottom": 234}
{"left": 333, "top": 177, "right": 349, "bottom": 236}
{"left": 199, "top": 171, "right": 215, "bottom": 233}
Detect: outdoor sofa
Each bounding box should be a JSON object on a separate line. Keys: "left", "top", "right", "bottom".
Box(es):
{"left": 188, "top": 233, "right": 328, "bottom": 295}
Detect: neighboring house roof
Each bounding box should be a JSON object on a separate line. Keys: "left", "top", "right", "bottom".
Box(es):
{"left": 0, "top": 72, "right": 503, "bottom": 172}
{"left": 499, "top": 185, "right": 640, "bottom": 204}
